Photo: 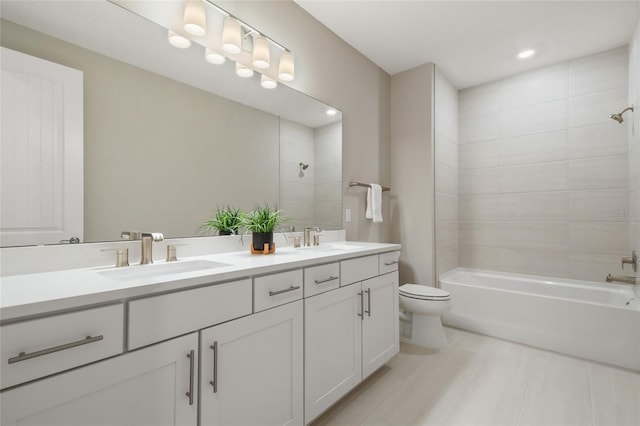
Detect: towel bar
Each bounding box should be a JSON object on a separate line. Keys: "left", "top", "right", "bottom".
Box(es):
{"left": 349, "top": 181, "right": 391, "bottom": 192}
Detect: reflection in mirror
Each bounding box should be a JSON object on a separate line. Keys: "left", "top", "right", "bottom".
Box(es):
{"left": 0, "top": 1, "right": 342, "bottom": 247}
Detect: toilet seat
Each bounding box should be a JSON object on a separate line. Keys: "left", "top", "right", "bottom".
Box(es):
{"left": 399, "top": 283, "right": 451, "bottom": 301}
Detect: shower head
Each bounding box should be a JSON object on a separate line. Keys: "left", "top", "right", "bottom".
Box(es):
{"left": 299, "top": 162, "right": 309, "bottom": 170}
{"left": 609, "top": 105, "right": 634, "bottom": 124}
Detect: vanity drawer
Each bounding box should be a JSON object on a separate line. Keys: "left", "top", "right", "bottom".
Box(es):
{"left": 379, "top": 251, "right": 400, "bottom": 275}
{"left": 128, "top": 279, "right": 252, "bottom": 350}
{"left": 304, "top": 263, "right": 340, "bottom": 297}
{"left": 254, "top": 270, "right": 303, "bottom": 312}
{"left": 1, "top": 304, "right": 124, "bottom": 390}
{"left": 340, "top": 255, "right": 379, "bottom": 286}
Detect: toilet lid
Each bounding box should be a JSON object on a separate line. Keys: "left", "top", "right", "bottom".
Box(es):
{"left": 399, "top": 283, "right": 450, "bottom": 300}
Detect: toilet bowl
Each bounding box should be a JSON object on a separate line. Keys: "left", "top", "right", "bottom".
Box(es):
{"left": 399, "top": 283, "right": 451, "bottom": 350}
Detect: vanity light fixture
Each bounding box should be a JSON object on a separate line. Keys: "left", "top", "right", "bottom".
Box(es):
{"left": 205, "top": 47, "right": 226, "bottom": 65}
{"left": 517, "top": 49, "right": 535, "bottom": 59}
{"left": 222, "top": 17, "right": 242, "bottom": 54}
{"left": 183, "top": 0, "right": 206, "bottom": 37}
{"left": 236, "top": 62, "right": 254, "bottom": 78}
{"left": 252, "top": 36, "right": 271, "bottom": 69}
{"left": 168, "top": 30, "right": 191, "bottom": 48}
{"left": 278, "top": 51, "right": 295, "bottom": 82}
{"left": 261, "top": 74, "right": 278, "bottom": 89}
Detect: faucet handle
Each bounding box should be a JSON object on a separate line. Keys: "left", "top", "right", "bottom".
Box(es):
{"left": 166, "top": 244, "right": 187, "bottom": 262}
{"left": 121, "top": 231, "right": 141, "bottom": 240}
{"left": 622, "top": 251, "right": 637, "bottom": 272}
{"left": 101, "top": 248, "right": 129, "bottom": 267}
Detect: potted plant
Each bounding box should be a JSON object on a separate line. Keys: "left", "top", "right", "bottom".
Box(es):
{"left": 241, "top": 204, "right": 287, "bottom": 253}
{"left": 200, "top": 206, "right": 244, "bottom": 236}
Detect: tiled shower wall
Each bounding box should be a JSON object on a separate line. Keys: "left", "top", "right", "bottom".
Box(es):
{"left": 457, "top": 46, "right": 630, "bottom": 281}
{"left": 435, "top": 68, "right": 459, "bottom": 278}
{"left": 314, "top": 121, "right": 343, "bottom": 230}
{"left": 629, "top": 20, "right": 640, "bottom": 295}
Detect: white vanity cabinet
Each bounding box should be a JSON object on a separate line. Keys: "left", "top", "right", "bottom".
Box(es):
{"left": 200, "top": 300, "right": 303, "bottom": 426}
{"left": 304, "top": 253, "right": 400, "bottom": 424}
{"left": 1, "top": 332, "right": 198, "bottom": 426}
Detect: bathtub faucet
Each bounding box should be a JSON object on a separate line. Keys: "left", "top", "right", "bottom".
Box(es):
{"left": 605, "top": 274, "right": 636, "bottom": 285}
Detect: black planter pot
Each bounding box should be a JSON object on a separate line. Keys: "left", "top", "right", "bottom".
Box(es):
{"left": 218, "top": 230, "right": 234, "bottom": 236}
{"left": 252, "top": 232, "right": 274, "bottom": 251}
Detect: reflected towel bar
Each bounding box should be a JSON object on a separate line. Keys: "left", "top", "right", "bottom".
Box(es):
{"left": 349, "top": 181, "right": 391, "bottom": 192}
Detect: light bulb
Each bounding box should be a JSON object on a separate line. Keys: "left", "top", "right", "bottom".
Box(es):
{"left": 183, "top": 0, "right": 206, "bottom": 37}
{"left": 205, "top": 48, "right": 226, "bottom": 65}
{"left": 222, "top": 17, "right": 242, "bottom": 54}
{"left": 168, "top": 30, "right": 191, "bottom": 49}
{"left": 278, "top": 51, "right": 294, "bottom": 81}
{"left": 252, "top": 36, "right": 270, "bottom": 69}
{"left": 236, "top": 62, "right": 254, "bottom": 78}
{"left": 261, "top": 74, "right": 277, "bottom": 89}
{"left": 517, "top": 49, "right": 535, "bottom": 59}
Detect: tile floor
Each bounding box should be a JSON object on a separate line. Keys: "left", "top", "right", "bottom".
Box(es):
{"left": 312, "top": 327, "right": 640, "bottom": 426}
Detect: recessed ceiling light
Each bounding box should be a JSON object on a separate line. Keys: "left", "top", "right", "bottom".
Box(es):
{"left": 326, "top": 109, "right": 337, "bottom": 116}
{"left": 518, "top": 49, "right": 535, "bottom": 59}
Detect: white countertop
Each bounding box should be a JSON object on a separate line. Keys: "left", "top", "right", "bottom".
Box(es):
{"left": 0, "top": 241, "right": 400, "bottom": 322}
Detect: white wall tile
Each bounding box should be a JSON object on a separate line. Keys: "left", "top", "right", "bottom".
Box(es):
{"left": 499, "top": 100, "right": 567, "bottom": 139}
{"left": 499, "top": 63, "right": 568, "bottom": 111}
{"left": 569, "top": 222, "right": 629, "bottom": 255}
{"left": 459, "top": 82, "right": 499, "bottom": 118}
{"left": 500, "top": 162, "right": 568, "bottom": 193}
{"left": 436, "top": 163, "right": 458, "bottom": 195}
{"left": 437, "top": 246, "right": 459, "bottom": 276}
{"left": 459, "top": 245, "right": 501, "bottom": 270}
{"left": 569, "top": 87, "right": 628, "bottom": 128}
{"left": 499, "top": 222, "right": 569, "bottom": 251}
{"left": 436, "top": 192, "right": 458, "bottom": 222}
{"left": 500, "top": 130, "right": 568, "bottom": 166}
{"left": 459, "top": 168, "right": 500, "bottom": 195}
{"left": 437, "top": 222, "right": 458, "bottom": 250}
{"left": 459, "top": 221, "right": 500, "bottom": 247}
{"left": 459, "top": 194, "right": 500, "bottom": 221}
{"left": 569, "top": 46, "right": 628, "bottom": 97}
{"left": 568, "top": 155, "right": 628, "bottom": 190}
{"left": 435, "top": 133, "right": 458, "bottom": 169}
{"left": 568, "top": 122, "right": 628, "bottom": 159}
{"left": 500, "top": 192, "right": 569, "bottom": 222}
{"left": 569, "top": 189, "right": 629, "bottom": 222}
{"left": 498, "top": 248, "right": 569, "bottom": 278}
{"left": 459, "top": 140, "right": 499, "bottom": 170}
{"left": 459, "top": 112, "right": 500, "bottom": 143}
{"left": 569, "top": 253, "right": 625, "bottom": 282}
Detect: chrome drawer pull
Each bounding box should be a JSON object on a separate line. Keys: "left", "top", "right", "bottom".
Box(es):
{"left": 314, "top": 276, "right": 339, "bottom": 285}
{"left": 209, "top": 341, "right": 218, "bottom": 393}
{"left": 186, "top": 350, "right": 195, "bottom": 405}
{"left": 8, "top": 335, "right": 104, "bottom": 364}
{"left": 365, "top": 288, "right": 371, "bottom": 317}
{"left": 357, "top": 291, "right": 364, "bottom": 318}
{"left": 269, "top": 285, "right": 301, "bottom": 296}
{"left": 384, "top": 260, "right": 399, "bottom": 266}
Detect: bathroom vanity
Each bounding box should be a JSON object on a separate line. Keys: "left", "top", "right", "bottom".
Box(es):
{"left": 0, "top": 241, "right": 400, "bottom": 425}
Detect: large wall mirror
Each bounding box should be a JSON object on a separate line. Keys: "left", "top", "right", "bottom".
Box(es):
{"left": 0, "top": 1, "right": 342, "bottom": 247}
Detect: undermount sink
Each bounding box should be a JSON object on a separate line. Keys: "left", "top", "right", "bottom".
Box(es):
{"left": 303, "top": 244, "right": 364, "bottom": 252}
{"left": 98, "top": 259, "right": 231, "bottom": 282}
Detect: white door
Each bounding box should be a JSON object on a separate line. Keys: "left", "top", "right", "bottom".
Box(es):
{"left": 0, "top": 333, "right": 198, "bottom": 426}
{"left": 362, "top": 272, "right": 399, "bottom": 378}
{"left": 304, "top": 284, "right": 362, "bottom": 424}
{"left": 0, "top": 47, "right": 83, "bottom": 246}
{"left": 200, "top": 301, "right": 303, "bottom": 426}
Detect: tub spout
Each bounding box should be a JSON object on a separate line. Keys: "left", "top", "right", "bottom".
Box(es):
{"left": 605, "top": 274, "right": 636, "bottom": 285}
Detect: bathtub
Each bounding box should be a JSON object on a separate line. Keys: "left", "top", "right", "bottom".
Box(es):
{"left": 440, "top": 268, "right": 640, "bottom": 371}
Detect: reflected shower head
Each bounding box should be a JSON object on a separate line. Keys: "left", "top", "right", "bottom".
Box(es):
{"left": 609, "top": 105, "right": 634, "bottom": 124}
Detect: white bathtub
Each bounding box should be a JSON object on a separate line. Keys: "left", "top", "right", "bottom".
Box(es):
{"left": 440, "top": 268, "right": 640, "bottom": 371}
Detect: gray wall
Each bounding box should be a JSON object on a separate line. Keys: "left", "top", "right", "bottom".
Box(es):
{"left": 390, "top": 64, "right": 435, "bottom": 286}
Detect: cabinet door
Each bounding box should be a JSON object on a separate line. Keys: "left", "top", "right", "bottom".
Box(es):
{"left": 200, "top": 301, "right": 303, "bottom": 426}
{"left": 1, "top": 333, "right": 198, "bottom": 426}
{"left": 362, "top": 271, "right": 399, "bottom": 378}
{"left": 304, "top": 284, "right": 363, "bottom": 424}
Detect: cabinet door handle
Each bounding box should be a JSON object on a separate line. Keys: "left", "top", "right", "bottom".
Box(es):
{"left": 209, "top": 341, "right": 218, "bottom": 393}
{"left": 314, "top": 276, "right": 339, "bottom": 285}
{"left": 186, "top": 350, "right": 195, "bottom": 406}
{"left": 8, "top": 335, "right": 103, "bottom": 364}
{"left": 384, "top": 260, "right": 399, "bottom": 266}
{"left": 269, "top": 285, "right": 301, "bottom": 296}
{"left": 357, "top": 291, "right": 364, "bottom": 318}
{"left": 365, "top": 288, "right": 371, "bottom": 317}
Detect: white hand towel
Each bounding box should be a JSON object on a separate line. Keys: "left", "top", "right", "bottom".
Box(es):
{"left": 365, "top": 187, "right": 373, "bottom": 219}
{"left": 370, "top": 183, "right": 383, "bottom": 223}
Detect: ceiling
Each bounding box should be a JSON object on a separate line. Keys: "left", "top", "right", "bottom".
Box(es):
{"left": 294, "top": 0, "right": 640, "bottom": 89}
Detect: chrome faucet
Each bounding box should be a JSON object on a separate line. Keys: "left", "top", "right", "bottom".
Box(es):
{"left": 304, "top": 227, "right": 320, "bottom": 247}
{"left": 140, "top": 232, "right": 164, "bottom": 264}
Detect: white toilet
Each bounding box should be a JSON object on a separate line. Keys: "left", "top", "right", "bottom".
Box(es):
{"left": 399, "top": 283, "right": 452, "bottom": 349}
